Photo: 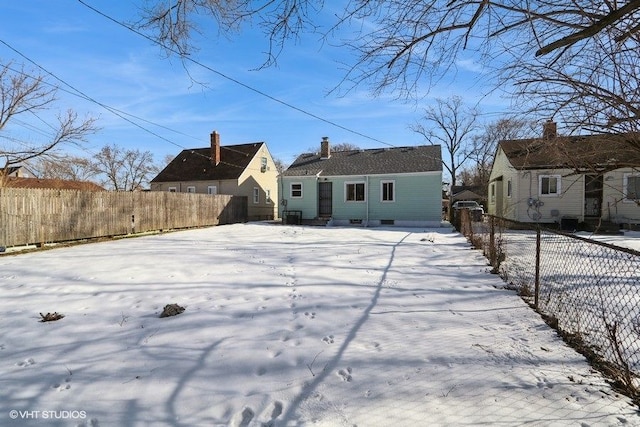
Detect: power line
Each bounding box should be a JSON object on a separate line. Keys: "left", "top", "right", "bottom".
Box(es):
{"left": 75, "top": 0, "right": 396, "bottom": 148}
{"left": 0, "top": 40, "right": 231, "bottom": 168}
{"left": 0, "top": 40, "right": 200, "bottom": 152}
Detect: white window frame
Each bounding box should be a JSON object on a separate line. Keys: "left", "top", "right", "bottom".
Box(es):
{"left": 624, "top": 173, "right": 640, "bottom": 202}
{"left": 345, "top": 181, "right": 366, "bottom": 202}
{"left": 380, "top": 180, "right": 395, "bottom": 202}
{"left": 506, "top": 179, "right": 512, "bottom": 198}
{"left": 207, "top": 185, "right": 217, "bottom": 195}
{"left": 168, "top": 187, "right": 177, "bottom": 193}
{"left": 266, "top": 189, "right": 272, "bottom": 204}
{"left": 186, "top": 186, "right": 196, "bottom": 193}
{"left": 290, "top": 182, "right": 303, "bottom": 198}
{"left": 489, "top": 183, "right": 495, "bottom": 202}
{"left": 253, "top": 187, "right": 260, "bottom": 204}
{"left": 538, "top": 174, "right": 561, "bottom": 197}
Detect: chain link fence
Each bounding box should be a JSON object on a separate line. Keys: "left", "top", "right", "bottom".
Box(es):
{"left": 458, "top": 210, "right": 640, "bottom": 401}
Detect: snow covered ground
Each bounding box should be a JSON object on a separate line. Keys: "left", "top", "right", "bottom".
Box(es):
{"left": 1, "top": 223, "right": 638, "bottom": 426}
{"left": 576, "top": 230, "right": 640, "bottom": 252}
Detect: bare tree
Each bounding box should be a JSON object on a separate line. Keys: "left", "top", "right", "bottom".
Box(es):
{"left": 0, "top": 62, "right": 97, "bottom": 182}
{"left": 92, "top": 144, "right": 159, "bottom": 191}
{"left": 303, "top": 142, "right": 360, "bottom": 154}
{"left": 411, "top": 96, "right": 479, "bottom": 187}
{"left": 273, "top": 157, "right": 287, "bottom": 175}
{"left": 137, "top": 1, "right": 640, "bottom": 150}
{"left": 30, "top": 155, "right": 97, "bottom": 182}
{"left": 460, "top": 118, "right": 534, "bottom": 191}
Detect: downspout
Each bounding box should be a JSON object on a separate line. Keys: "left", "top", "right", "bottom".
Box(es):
{"left": 366, "top": 175, "right": 370, "bottom": 227}
{"left": 278, "top": 173, "right": 284, "bottom": 220}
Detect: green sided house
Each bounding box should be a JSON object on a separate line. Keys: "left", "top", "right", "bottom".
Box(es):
{"left": 150, "top": 131, "right": 279, "bottom": 221}
{"left": 279, "top": 137, "right": 443, "bottom": 226}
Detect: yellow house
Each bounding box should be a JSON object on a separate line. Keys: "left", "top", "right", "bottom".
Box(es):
{"left": 150, "top": 131, "right": 279, "bottom": 221}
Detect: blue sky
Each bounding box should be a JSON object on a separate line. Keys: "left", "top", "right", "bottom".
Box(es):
{"left": 0, "top": 1, "right": 512, "bottom": 168}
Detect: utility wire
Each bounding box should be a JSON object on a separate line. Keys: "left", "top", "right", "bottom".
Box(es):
{"left": 76, "top": 0, "right": 396, "bottom": 148}
{"left": 0, "top": 39, "right": 201, "bottom": 153}
{"left": 0, "top": 39, "right": 237, "bottom": 170}
{"left": 0, "top": 47, "right": 279, "bottom": 175}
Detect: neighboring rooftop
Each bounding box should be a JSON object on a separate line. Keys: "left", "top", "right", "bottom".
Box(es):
{"left": 151, "top": 136, "right": 264, "bottom": 183}
{"left": 2, "top": 177, "right": 104, "bottom": 191}
{"left": 499, "top": 123, "right": 640, "bottom": 170}
{"left": 282, "top": 140, "right": 442, "bottom": 177}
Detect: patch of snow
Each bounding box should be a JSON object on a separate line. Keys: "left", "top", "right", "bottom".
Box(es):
{"left": 0, "top": 224, "right": 637, "bottom": 426}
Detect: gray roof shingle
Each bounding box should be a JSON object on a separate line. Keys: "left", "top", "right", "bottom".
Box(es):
{"left": 282, "top": 145, "right": 442, "bottom": 177}
{"left": 151, "top": 143, "right": 263, "bottom": 182}
{"left": 499, "top": 134, "right": 640, "bottom": 170}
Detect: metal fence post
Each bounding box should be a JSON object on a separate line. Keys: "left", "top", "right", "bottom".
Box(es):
{"left": 489, "top": 216, "right": 496, "bottom": 267}
{"left": 534, "top": 227, "right": 541, "bottom": 310}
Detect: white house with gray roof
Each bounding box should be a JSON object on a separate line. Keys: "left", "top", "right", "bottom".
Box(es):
{"left": 279, "top": 137, "right": 443, "bottom": 226}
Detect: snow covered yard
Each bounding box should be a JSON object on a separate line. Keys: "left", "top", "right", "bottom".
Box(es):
{"left": 0, "top": 223, "right": 638, "bottom": 426}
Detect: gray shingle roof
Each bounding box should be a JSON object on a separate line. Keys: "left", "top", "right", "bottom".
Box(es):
{"left": 282, "top": 145, "right": 442, "bottom": 177}
{"left": 151, "top": 143, "right": 263, "bottom": 182}
{"left": 499, "top": 134, "right": 640, "bottom": 170}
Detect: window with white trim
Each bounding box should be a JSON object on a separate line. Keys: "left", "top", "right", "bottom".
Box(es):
{"left": 207, "top": 186, "right": 217, "bottom": 195}
{"left": 624, "top": 173, "right": 640, "bottom": 201}
{"left": 186, "top": 186, "right": 196, "bottom": 193}
{"left": 539, "top": 175, "right": 561, "bottom": 196}
{"left": 168, "top": 187, "right": 177, "bottom": 193}
{"left": 507, "top": 179, "right": 512, "bottom": 198}
{"left": 381, "top": 180, "right": 395, "bottom": 202}
{"left": 290, "top": 183, "right": 303, "bottom": 198}
{"left": 346, "top": 182, "right": 366, "bottom": 202}
{"left": 266, "top": 189, "right": 272, "bottom": 203}
{"left": 253, "top": 187, "right": 260, "bottom": 204}
{"left": 489, "top": 183, "right": 495, "bottom": 202}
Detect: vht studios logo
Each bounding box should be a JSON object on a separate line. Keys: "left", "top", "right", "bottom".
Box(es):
{"left": 9, "top": 410, "right": 87, "bottom": 420}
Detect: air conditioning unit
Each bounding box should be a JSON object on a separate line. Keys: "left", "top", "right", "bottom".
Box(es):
{"left": 261, "top": 165, "right": 270, "bottom": 172}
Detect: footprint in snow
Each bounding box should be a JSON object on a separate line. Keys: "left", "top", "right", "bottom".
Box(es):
{"left": 260, "top": 401, "right": 284, "bottom": 426}
{"left": 338, "top": 367, "right": 353, "bottom": 382}
{"left": 235, "top": 407, "right": 254, "bottom": 427}
{"left": 52, "top": 377, "right": 72, "bottom": 391}
{"left": 16, "top": 358, "right": 35, "bottom": 367}
{"left": 322, "top": 335, "right": 335, "bottom": 344}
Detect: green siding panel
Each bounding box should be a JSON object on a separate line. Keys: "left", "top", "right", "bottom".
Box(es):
{"left": 279, "top": 177, "right": 318, "bottom": 219}
{"left": 280, "top": 173, "right": 442, "bottom": 222}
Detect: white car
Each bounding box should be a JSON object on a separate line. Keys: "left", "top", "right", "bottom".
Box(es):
{"left": 452, "top": 200, "right": 484, "bottom": 214}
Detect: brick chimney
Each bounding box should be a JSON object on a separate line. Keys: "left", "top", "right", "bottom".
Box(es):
{"left": 320, "top": 136, "right": 330, "bottom": 159}
{"left": 210, "top": 131, "right": 221, "bottom": 165}
{"left": 542, "top": 120, "right": 557, "bottom": 140}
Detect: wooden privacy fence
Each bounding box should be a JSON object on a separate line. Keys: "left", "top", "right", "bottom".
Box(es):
{"left": 0, "top": 188, "right": 248, "bottom": 248}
